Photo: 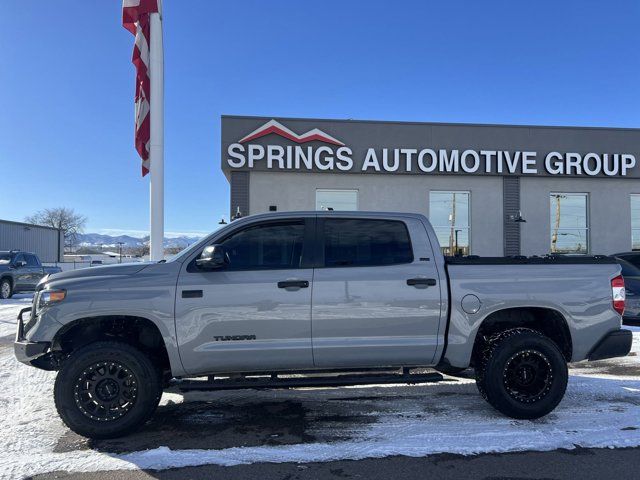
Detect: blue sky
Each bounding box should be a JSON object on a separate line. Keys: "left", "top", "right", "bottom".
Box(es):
{"left": 1, "top": 0, "right": 639, "bottom": 236}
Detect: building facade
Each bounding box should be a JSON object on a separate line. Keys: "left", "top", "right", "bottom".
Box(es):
{"left": 221, "top": 116, "right": 640, "bottom": 257}
{"left": 0, "top": 219, "right": 64, "bottom": 262}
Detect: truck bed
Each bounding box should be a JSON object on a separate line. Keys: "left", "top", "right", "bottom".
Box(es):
{"left": 442, "top": 256, "right": 622, "bottom": 366}
{"left": 445, "top": 255, "right": 618, "bottom": 265}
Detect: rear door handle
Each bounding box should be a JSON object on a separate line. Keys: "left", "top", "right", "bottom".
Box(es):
{"left": 407, "top": 278, "right": 437, "bottom": 287}
{"left": 277, "top": 280, "right": 309, "bottom": 289}
{"left": 182, "top": 289, "right": 203, "bottom": 298}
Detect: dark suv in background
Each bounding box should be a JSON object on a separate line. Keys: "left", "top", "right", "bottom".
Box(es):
{"left": 0, "top": 250, "right": 61, "bottom": 299}
{"left": 611, "top": 252, "right": 640, "bottom": 326}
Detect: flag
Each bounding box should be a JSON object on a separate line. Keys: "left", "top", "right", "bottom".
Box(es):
{"left": 122, "top": 0, "right": 161, "bottom": 177}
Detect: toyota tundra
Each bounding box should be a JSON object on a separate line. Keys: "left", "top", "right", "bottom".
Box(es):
{"left": 14, "top": 211, "right": 632, "bottom": 438}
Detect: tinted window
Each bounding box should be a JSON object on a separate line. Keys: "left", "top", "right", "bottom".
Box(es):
{"left": 25, "top": 255, "right": 39, "bottom": 267}
{"left": 220, "top": 221, "right": 304, "bottom": 270}
{"left": 0, "top": 254, "right": 11, "bottom": 265}
{"left": 323, "top": 219, "right": 413, "bottom": 267}
{"left": 616, "top": 258, "right": 640, "bottom": 277}
{"left": 14, "top": 254, "right": 25, "bottom": 265}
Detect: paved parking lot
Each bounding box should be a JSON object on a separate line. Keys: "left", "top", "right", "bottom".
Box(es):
{"left": 2, "top": 295, "right": 639, "bottom": 479}
{"left": 29, "top": 447, "right": 640, "bottom": 480}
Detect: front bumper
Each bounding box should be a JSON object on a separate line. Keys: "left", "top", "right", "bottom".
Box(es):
{"left": 588, "top": 329, "right": 633, "bottom": 361}
{"left": 14, "top": 307, "right": 50, "bottom": 366}
{"left": 14, "top": 339, "right": 50, "bottom": 364}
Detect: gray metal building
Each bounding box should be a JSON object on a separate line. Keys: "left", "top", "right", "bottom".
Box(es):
{"left": 221, "top": 116, "right": 640, "bottom": 257}
{"left": 0, "top": 220, "right": 64, "bottom": 262}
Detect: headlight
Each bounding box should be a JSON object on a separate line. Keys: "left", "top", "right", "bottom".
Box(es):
{"left": 36, "top": 289, "right": 66, "bottom": 314}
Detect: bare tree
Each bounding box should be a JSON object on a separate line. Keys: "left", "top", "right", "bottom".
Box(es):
{"left": 26, "top": 207, "right": 87, "bottom": 253}
{"left": 164, "top": 246, "right": 184, "bottom": 256}
{"left": 129, "top": 244, "right": 150, "bottom": 258}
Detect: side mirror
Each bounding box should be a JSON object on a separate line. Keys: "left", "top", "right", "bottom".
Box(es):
{"left": 196, "top": 245, "right": 229, "bottom": 270}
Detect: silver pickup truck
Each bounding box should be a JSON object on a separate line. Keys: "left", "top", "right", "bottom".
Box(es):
{"left": 14, "top": 211, "right": 632, "bottom": 439}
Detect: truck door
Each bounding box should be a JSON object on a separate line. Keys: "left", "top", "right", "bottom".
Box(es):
{"left": 175, "top": 218, "right": 315, "bottom": 375}
{"left": 24, "top": 254, "right": 43, "bottom": 288}
{"left": 12, "top": 254, "right": 31, "bottom": 290}
{"left": 311, "top": 216, "right": 444, "bottom": 367}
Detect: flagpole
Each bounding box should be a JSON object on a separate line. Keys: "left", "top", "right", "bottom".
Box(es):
{"left": 149, "top": 7, "right": 164, "bottom": 261}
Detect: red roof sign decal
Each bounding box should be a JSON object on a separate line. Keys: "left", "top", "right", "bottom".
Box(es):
{"left": 239, "top": 119, "right": 345, "bottom": 146}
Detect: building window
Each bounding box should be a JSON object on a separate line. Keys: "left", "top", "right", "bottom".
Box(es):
{"left": 316, "top": 189, "right": 358, "bottom": 211}
{"left": 550, "top": 193, "right": 588, "bottom": 254}
{"left": 631, "top": 195, "right": 640, "bottom": 251}
{"left": 429, "top": 191, "right": 470, "bottom": 256}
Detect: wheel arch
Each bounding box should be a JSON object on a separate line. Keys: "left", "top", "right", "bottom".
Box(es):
{"left": 471, "top": 307, "right": 573, "bottom": 364}
{"left": 52, "top": 315, "right": 172, "bottom": 374}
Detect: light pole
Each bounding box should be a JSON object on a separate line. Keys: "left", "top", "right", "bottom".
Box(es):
{"left": 231, "top": 206, "right": 243, "bottom": 221}
{"left": 116, "top": 242, "right": 124, "bottom": 264}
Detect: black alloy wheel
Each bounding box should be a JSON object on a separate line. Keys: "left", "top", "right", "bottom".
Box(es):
{"left": 55, "top": 341, "right": 162, "bottom": 438}
{"left": 502, "top": 349, "right": 553, "bottom": 404}
{"left": 73, "top": 360, "right": 139, "bottom": 421}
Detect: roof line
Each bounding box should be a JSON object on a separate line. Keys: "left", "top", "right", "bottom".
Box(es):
{"left": 220, "top": 114, "right": 640, "bottom": 132}
{"left": 0, "top": 218, "right": 61, "bottom": 231}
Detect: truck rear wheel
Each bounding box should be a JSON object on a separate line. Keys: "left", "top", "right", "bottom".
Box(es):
{"left": 0, "top": 278, "right": 12, "bottom": 299}
{"left": 54, "top": 341, "right": 162, "bottom": 439}
{"left": 475, "top": 328, "right": 568, "bottom": 419}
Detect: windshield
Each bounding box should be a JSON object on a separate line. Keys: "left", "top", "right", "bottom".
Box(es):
{"left": 0, "top": 254, "right": 11, "bottom": 265}
{"left": 615, "top": 257, "right": 640, "bottom": 277}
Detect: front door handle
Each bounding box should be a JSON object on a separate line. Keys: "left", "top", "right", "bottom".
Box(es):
{"left": 407, "top": 278, "right": 437, "bottom": 287}
{"left": 277, "top": 280, "right": 309, "bottom": 289}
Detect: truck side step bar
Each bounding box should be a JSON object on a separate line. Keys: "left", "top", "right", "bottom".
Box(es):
{"left": 173, "top": 370, "right": 445, "bottom": 392}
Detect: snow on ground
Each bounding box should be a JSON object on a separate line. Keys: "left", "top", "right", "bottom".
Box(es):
{"left": 1, "top": 298, "right": 639, "bottom": 479}
{"left": 0, "top": 294, "right": 32, "bottom": 337}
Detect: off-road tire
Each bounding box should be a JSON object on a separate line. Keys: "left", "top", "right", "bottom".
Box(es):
{"left": 54, "top": 341, "right": 162, "bottom": 439}
{"left": 0, "top": 278, "right": 13, "bottom": 299}
{"left": 474, "top": 328, "right": 568, "bottom": 419}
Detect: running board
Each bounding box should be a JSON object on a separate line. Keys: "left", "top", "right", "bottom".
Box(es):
{"left": 174, "top": 371, "right": 445, "bottom": 392}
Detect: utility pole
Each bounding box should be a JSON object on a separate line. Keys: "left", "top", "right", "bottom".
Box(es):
{"left": 117, "top": 242, "right": 124, "bottom": 264}
{"left": 551, "top": 194, "right": 564, "bottom": 253}
{"left": 449, "top": 193, "right": 457, "bottom": 254}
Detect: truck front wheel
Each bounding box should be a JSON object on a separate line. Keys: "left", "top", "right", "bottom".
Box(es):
{"left": 54, "top": 341, "right": 162, "bottom": 439}
{"left": 475, "top": 328, "right": 568, "bottom": 419}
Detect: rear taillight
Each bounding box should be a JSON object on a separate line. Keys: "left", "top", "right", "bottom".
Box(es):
{"left": 612, "top": 275, "right": 625, "bottom": 316}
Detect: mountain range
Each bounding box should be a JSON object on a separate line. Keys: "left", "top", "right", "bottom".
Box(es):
{"left": 75, "top": 233, "right": 204, "bottom": 250}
